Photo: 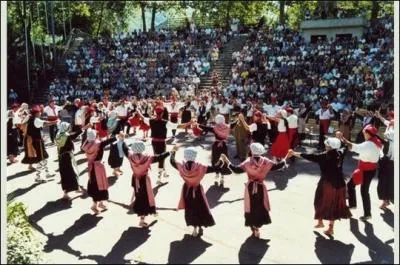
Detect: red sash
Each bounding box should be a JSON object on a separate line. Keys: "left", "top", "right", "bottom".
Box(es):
{"left": 151, "top": 138, "right": 166, "bottom": 143}
{"left": 352, "top": 161, "right": 377, "bottom": 185}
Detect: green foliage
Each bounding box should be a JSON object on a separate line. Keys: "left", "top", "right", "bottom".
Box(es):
{"left": 7, "top": 202, "right": 44, "bottom": 264}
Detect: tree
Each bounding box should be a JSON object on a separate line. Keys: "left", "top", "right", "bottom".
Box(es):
{"left": 371, "top": 1, "right": 380, "bottom": 22}
{"left": 279, "top": 1, "right": 285, "bottom": 24}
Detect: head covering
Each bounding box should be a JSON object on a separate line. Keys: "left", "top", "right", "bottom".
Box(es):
{"left": 131, "top": 140, "right": 146, "bottom": 154}
{"left": 86, "top": 128, "right": 97, "bottom": 141}
{"left": 278, "top": 109, "right": 287, "bottom": 118}
{"left": 184, "top": 147, "right": 197, "bottom": 161}
{"left": 250, "top": 143, "right": 266, "bottom": 156}
{"left": 363, "top": 124, "right": 378, "bottom": 136}
{"left": 324, "top": 137, "right": 341, "bottom": 150}
{"left": 31, "top": 105, "right": 41, "bottom": 114}
{"left": 215, "top": 114, "right": 225, "bottom": 124}
{"left": 58, "top": 122, "right": 71, "bottom": 134}
{"left": 286, "top": 107, "right": 293, "bottom": 114}
{"left": 254, "top": 111, "right": 262, "bottom": 118}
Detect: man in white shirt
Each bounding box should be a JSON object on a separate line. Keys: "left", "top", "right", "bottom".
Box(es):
{"left": 315, "top": 102, "right": 335, "bottom": 149}
{"left": 43, "top": 99, "right": 61, "bottom": 144}
{"left": 216, "top": 100, "right": 233, "bottom": 123}
{"left": 165, "top": 98, "right": 185, "bottom": 138}
{"left": 341, "top": 125, "right": 383, "bottom": 220}
{"left": 116, "top": 99, "right": 129, "bottom": 134}
{"left": 286, "top": 108, "right": 298, "bottom": 149}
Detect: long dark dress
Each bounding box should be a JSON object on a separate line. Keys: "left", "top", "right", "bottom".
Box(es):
{"left": 57, "top": 131, "right": 82, "bottom": 192}
{"left": 7, "top": 118, "right": 20, "bottom": 156}
{"left": 170, "top": 152, "right": 220, "bottom": 227}
{"left": 377, "top": 141, "right": 394, "bottom": 202}
{"left": 87, "top": 137, "right": 115, "bottom": 202}
{"left": 108, "top": 141, "right": 129, "bottom": 168}
{"left": 301, "top": 150, "right": 352, "bottom": 220}
{"left": 127, "top": 151, "right": 171, "bottom": 216}
{"left": 21, "top": 117, "right": 49, "bottom": 164}
{"left": 181, "top": 105, "right": 192, "bottom": 123}
{"left": 229, "top": 159, "right": 285, "bottom": 228}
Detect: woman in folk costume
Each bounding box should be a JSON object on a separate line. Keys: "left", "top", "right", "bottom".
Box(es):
{"left": 126, "top": 140, "right": 171, "bottom": 227}
{"left": 181, "top": 101, "right": 193, "bottom": 133}
{"left": 94, "top": 109, "right": 109, "bottom": 140}
{"left": 170, "top": 146, "right": 223, "bottom": 237}
{"left": 341, "top": 124, "right": 383, "bottom": 221}
{"left": 21, "top": 105, "right": 58, "bottom": 181}
{"left": 198, "top": 114, "right": 231, "bottom": 187}
{"left": 56, "top": 122, "right": 91, "bottom": 200}
{"left": 374, "top": 111, "right": 394, "bottom": 209}
{"left": 220, "top": 143, "right": 288, "bottom": 238}
{"left": 267, "top": 109, "right": 290, "bottom": 162}
{"left": 286, "top": 108, "right": 299, "bottom": 149}
{"left": 108, "top": 131, "right": 129, "bottom": 177}
{"left": 288, "top": 138, "right": 352, "bottom": 235}
{"left": 82, "top": 128, "right": 116, "bottom": 214}
{"left": 128, "top": 98, "right": 141, "bottom": 136}
{"left": 231, "top": 113, "right": 250, "bottom": 161}
{"left": 339, "top": 109, "right": 354, "bottom": 141}
{"left": 7, "top": 110, "right": 20, "bottom": 163}
{"left": 139, "top": 100, "right": 151, "bottom": 141}
{"left": 107, "top": 110, "right": 123, "bottom": 137}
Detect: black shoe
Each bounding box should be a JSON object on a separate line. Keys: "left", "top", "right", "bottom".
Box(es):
{"left": 359, "top": 215, "right": 371, "bottom": 221}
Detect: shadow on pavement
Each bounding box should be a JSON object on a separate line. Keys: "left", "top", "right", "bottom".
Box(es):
{"left": 108, "top": 176, "right": 118, "bottom": 187}
{"left": 82, "top": 221, "right": 157, "bottom": 264}
{"left": 168, "top": 234, "right": 212, "bottom": 264}
{"left": 7, "top": 169, "right": 34, "bottom": 181}
{"left": 76, "top": 158, "right": 87, "bottom": 166}
{"left": 267, "top": 162, "right": 298, "bottom": 191}
{"left": 7, "top": 180, "right": 52, "bottom": 201}
{"left": 349, "top": 218, "right": 394, "bottom": 264}
{"left": 153, "top": 182, "right": 169, "bottom": 197}
{"left": 238, "top": 236, "right": 270, "bottom": 264}
{"left": 205, "top": 185, "right": 230, "bottom": 209}
{"left": 314, "top": 231, "right": 354, "bottom": 264}
{"left": 44, "top": 214, "right": 104, "bottom": 257}
{"left": 380, "top": 208, "right": 394, "bottom": 229}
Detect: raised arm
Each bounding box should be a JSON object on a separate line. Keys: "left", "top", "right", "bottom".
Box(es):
{"left": 101, "top": 136, "right": 116, "bottom": 148}
{"left": 170, "top": 150, "right": 178, "bottom": 169}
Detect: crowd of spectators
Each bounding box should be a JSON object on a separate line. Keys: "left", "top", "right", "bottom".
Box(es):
{"left": 48, "top": 28, "right": 229, "bottom": 103}
{"left": 224, "top": 17, "right": 394, "bottom": 116}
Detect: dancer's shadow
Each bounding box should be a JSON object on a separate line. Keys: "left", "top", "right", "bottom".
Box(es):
{"left": 7, "top": 180, "right": 52, "bottom": 201}
{"left": 44, "top": 214, "right": 103, "bottom": 258}
{"left": 76, "top": 158, "right": 87, "bottom": 166}
{"left": 314, "top": 231, "right": 354, "bottom": 264}
{"left": 167, "top": 234, "right": 212, "bottom": 264}
{"left": 82, "top": 221, "right": 157, "bottom": 264}
{"left": 380, "top": 208, "right": 394, "bottom": 229}
{"left": 7, "top": 170, "right": 34, "bottom": 181}
{"left": 238, "top": 236, "right": 270, "bottom": 264}
{"left": 349, "top": 218, "right": 394, "bottom": 264}
{"left": 153, "top": 182, "right": 169, "bottom": 197}
{"left": 29, "top": 199, "right": 74, "bottom": 235}
{"left": 80, "top": 168, "right": 88, "bottom": 176}
{"left": 205, "top": 185, "right": 230, "bottom": 209}
{"left": 108, "top": 176, "right": 118, "bottom": 187}
{"left": 267, "top": 163, "right": 298, "bottom": 191}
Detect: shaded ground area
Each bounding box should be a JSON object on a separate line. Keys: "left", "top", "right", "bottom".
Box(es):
{"left": 7, "top": 129, "right": 395, "bottom": 264}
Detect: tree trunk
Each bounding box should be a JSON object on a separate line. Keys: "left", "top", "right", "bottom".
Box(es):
{"left": 141, "top": 3, "right": 147, "bottom": 32}
{"left": 62, "top": 1, "right": 67, "bottom": 42}
{"left": 96, "top": 2, "right": 105, "bottom": 37}
{"left": 279, "top": 1, "right": 285, "bottom": 24}
{"left": 68, "top": 1, "right": 72, "bottom": 33}
{"left": 29, "top": 2, "right": 36, "bottom": 68}
{"left": 225, "top": 4, "right": 231, "bottom": 30}
{"left": 371, "top": 1, "right": 380, "bottom": 23}
{"left": 44, "top": 1, "right": 51, "bottom": 56}
{"left": 49, "top": 1, "right": 56, "bottom": 66}
{"left": 151, "top": 4, "right": 157, "bottom": 31}
{"left": 23, "top": 1, "right": 32, "bottom": 103}
{"left": 37, "top": 1, "right": 46, "bottom": 79}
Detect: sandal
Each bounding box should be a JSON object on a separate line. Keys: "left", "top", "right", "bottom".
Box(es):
{"left": 139, "top": 221, "right": 149, "bottom": 228}
{"left": 314, "top": 223, "right": 324, "bottom": 228}
{"left": 98, "top": 204, "right": 107, "bottom": 210}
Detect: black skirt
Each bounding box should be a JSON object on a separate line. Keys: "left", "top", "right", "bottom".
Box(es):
{"left": 21, "top": 138, "right": 49, "bottom": 164}
{"left": 7, "top": 128, "right": 20, "bottom": 156}
{"left": 245, "top": 182, "right": 271, "bottom": 228}
{"left": 108, "top": 153, "right": 124, "bottom": 168}
{"left": 211, "top": 141, "right": 230, "bottom": 175}
{"left": 59, "top": 152, "right": 79, "bottom": 192}
{"left": 181, "top": 110, "right": 192, "bottom": 123}
{"left": 131, "top": 176, "right": 156, "bottom": 216}
{"left": 87, "top": 168, "right": 109, "bottom": 202}
{"left": 183, "top": 184, "right": 215, "bottom": 227}
{"left": 377, "top": 157, "right": 394, "bottom": 202}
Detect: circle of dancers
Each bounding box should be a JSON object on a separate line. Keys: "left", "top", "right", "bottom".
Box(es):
{"left": 7, "top": 96, "right": 394, "bottom": 239}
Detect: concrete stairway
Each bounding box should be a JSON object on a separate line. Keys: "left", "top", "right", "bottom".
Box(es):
{"left": 199, "top": 35, "right": 247, "bottom": 91}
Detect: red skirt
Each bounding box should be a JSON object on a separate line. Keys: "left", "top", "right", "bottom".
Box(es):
{"left": 140, "top": 120, "right": 150, "bottom": 131}
{"left": 320, "top": 119, "right": 329, "bottom": 134}
{"left": 288, "top": 128, "right": 298, "bottom": 148}
{"left": 95, "top": 123, "right": 108, "bottom": 138}
{"left": 129, "top": 115, "right": 141, "bottom": 127}
{"left": 271, "top": 132, "right": 289, "bottom": 159}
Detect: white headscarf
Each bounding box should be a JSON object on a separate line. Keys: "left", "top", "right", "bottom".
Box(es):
{"left": 184, "top": 147, "right": 197, "bottom": 161}
{"left": 58, "top": 122, "right": 70, "bottom": 134}
{"left": 250, "top": 143, "right": 266, "bottom": 156}
{"left": 324, "top": 138, "right": 341, "bottom": 150}
{"left": 131, "top": 140, "right": 146, "bottom": 154}
{"left": 86, "top": 128, "right": 97, "bottom": 141}
{"left": 215, "top": 114, "right": 225, "bottom": 124}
